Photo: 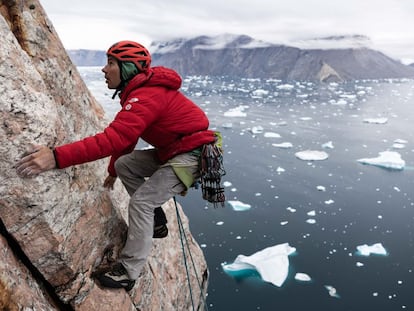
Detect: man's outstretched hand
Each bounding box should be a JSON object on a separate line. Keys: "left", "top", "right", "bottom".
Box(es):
{"left": 16, "top": 145, "right": 56, "bottom": 178}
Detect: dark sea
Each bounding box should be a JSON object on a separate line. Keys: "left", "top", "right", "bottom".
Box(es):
{"left": 79, "top": 67, "right": 414, "bottom": 311}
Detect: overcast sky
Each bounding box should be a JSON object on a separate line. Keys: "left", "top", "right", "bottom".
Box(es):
{"left": 40, "top": 0, "right": 414, "bottom": 64}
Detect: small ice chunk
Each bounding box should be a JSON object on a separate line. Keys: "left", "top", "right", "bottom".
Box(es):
{"left": 276, "top": 167, "right": 285, "bottom": 173}
{"left": 357, "top": 151, "right": 405, "bottom": 170}
{"left": 252, "top": 89, "right": 269, "bottom": 97}
{"left": 277, "top": 84, "right": 294, "bottom": 90}
{"left": 322, "top": 141, "right": 334, "bottom": 149}
{"left": 222, "top": 122, "right": 233, "bottom": 129}
{"left": 216, "top": 221, "right": 224, "bottom": 226}
{"left": 286, "top": 207, "right": 296, "bottom": 213}
{"left": 251, "top": 126, "right": 264, "bottom": 134}
{"left": 227, "top": 200, "right": 252, "bottom": 211}
{"left": 306, "top": 219, "right": 316, "bottom": 224}
{"left": 223, "top": 181, "right": 232, "bottom": 187}
{"left": 272, "top": 142, "right": 293, "bottom": 149}
{"left": 224, "top": 106, "right": 248, "bottom": 117}
{"left": 295, "top": 273, "right": 312, "bottom": 282}
{"left": 317, "top": 185, "right": 326, "bottom": 191}
{"left": 356, "top": 243, "right": 388, "bottom": 256}
{"left": 324, "top": 199, "right": 334, "bottom": 205}
{"left": 295, "top": 150, "right": 329, "bottom": 161}
{"left": 264, "top": 132, "right": 281, "bottom": 138}
{"left": 392, "top": 143, "right": 405, "bottom": 149}
{"left": 307, "top": 210, "right": 316, "bottom": 216}
{"left": 280, "top": 221, "right": 289, "bottom": 226}
{"left": 325, "top": 285, "right": 340, "bottom": 298}
{"left": 394, "top": 139, "right": 408, "bottom": 144}
{"left": 363, "top": 117, "right": 388, "bottom": 124}
{"left": 221, "top": 243, "right": 296, "bottom": 287}
{"left": 356, "top": 262, "right": 364, "bottom": 267}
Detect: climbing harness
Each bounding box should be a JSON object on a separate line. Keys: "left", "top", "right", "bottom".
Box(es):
{"left": 174, "top": 197, "right": 209, "bottom": 311}
{"left": 199, "top": 142, "right": 226, "bottom": 207}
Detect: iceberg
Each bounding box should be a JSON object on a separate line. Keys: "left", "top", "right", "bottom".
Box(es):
{"left": 227, "top": 200, "right": 252, "bottom": 211}
{"left": 272, "top": 142, "right": 293, "bottom": 149}
{"left": 356, "top": 243, "right": 388, "bottom": 256}
{"left": 363, "top": 117, "right": 388, "bottom": 124}
{"left": 325, "top": 285, "right": 340, "bottom": 298}
{"left": 224, "top": 105, "right": 248, "bottom": 117}
{"left": 357, "top": 151, "right": 405, "bottom": 170}
{"left": 250, "top": 126, "right": 264, "bottom": 134}
{"left": 295, "top": 150, "right": 329, "bottom": 161}
{"left": 264, "top": 132, "right": 281, "bottom": 138}
{"left": 222, "top": 243, "right": 296, "bottom": 287}
{"left": 295, "top": 273, "right": 312, "bottom": 282}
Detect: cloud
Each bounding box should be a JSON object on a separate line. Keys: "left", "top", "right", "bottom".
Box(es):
{"left": 41, "top": 0, "right": 414, "bottom": 63}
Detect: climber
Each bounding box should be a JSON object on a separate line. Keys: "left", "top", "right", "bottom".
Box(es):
{"left": 15, "top": 40, "right": 218, "bottom": 291}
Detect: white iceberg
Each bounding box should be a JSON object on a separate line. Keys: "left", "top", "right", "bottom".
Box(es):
{"left": 325, "top": 285, "right": 340, "bottom": 298}
{"left": 227, "top": 200, "right": 252, "bottom": 211}
{"left": 264, "top": 132, "right": 281, "bottom": 138}
{"left": 322, "top": 141, "right": 334, "bottom": 149}
{"left": 295, "top": 150, "right": 329, "bottom": 161}
{"left": 357, "top": 151, "right": 405, "bottom": 170}
{"left": 272, "top": 142, "right": 293, "bottom": 149}
{"left": 363, "top": 117, "right": 388, "bottom": 124}
{"left": 295, "top": 273, "right": 312, "bottom": 282}
{"left": 222, "top": 243, "right": 296, "bottom": 287}
{"left": 224, "top": 105, "right": 248, "bottom": 117}
{"left": 356, "top": 243, "right": 388, "bottom": 256}
{"left": 250, "top": 126, "right": 264, "bottom": 134}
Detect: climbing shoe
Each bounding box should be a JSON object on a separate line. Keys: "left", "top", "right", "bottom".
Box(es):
{"left": 153, "top": 207, "right": 168, "bottom": 238}
{"left": 97, "top": 263, "right": 135, "bottom": 291}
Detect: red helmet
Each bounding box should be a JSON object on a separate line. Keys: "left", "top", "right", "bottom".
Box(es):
{"left": 107, "top": 41, "right": 151, "bottom": 72}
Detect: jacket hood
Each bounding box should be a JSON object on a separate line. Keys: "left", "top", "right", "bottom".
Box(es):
{"left": 120, "top": 66, "right": 182, "bottom": 103}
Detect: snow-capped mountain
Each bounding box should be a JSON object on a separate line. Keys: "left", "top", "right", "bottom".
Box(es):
{"left": 68, "top": 34, "right": 414, "bottom": 81}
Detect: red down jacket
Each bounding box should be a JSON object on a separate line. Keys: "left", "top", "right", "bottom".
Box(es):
{"left": 54, "top": 66, "right": 216, "bottom": 176}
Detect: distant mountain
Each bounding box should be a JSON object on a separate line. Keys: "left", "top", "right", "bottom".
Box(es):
{"left": 68, "top": 34, "right": 414, "bottom": 82}
{"left": 67, "top": 49, "right": 106, "bottom": 66}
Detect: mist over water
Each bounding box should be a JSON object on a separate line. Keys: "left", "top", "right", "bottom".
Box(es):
{"left": 79, "top": 67, "right": 414, "bottom": 311}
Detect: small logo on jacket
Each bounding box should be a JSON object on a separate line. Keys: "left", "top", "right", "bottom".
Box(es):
{"left": 128, "top": 98, "right": 139, "bottom": 103}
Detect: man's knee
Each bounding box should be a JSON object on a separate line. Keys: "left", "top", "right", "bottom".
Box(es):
{"left": 114, "top": 154, "right": 128, "bottom": 176}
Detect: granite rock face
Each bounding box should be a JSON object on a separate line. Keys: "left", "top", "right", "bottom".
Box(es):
{"left": 0, "top": 0, "right": 208, "bottom": 310}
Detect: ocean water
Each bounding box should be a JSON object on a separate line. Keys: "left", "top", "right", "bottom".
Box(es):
{"left": 79, "top": 67, "right": 414, "bottom": 311}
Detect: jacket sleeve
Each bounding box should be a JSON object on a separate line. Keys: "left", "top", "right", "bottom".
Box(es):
{"left": 54, "top": 96, "right": 161, "bottom": 171}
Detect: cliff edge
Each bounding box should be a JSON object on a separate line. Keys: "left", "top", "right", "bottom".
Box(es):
{"left": 0, "top": 0, "right": 207, "bottom": 310}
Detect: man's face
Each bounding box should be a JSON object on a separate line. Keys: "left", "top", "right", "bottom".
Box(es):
{"left": 102, "top": 56, "right": 121, "bottom": 89}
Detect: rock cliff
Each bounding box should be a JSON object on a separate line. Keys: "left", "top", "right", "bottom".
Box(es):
{"left": 0, "top": 1, "right": 207, "bottom": 310}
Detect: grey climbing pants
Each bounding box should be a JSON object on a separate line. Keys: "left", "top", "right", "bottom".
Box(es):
{"left": 114, "top": 148, "right": 200, "bottom": 279}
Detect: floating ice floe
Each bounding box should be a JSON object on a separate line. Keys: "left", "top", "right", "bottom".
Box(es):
{"left": 325, "top": 285, "right": 340, "bottom": 298}
{"left": 264, "top": 132, "right": 281, "bottom": 138}
{"left": 250, "top": 126, "right": 264, "bottom": 134}
{"left": 322, "top": 141, "right": 334, "bottom": 149}
{"left": 316, "top": 185, "right": 326, "bottom": 191}
{"left": 224, "top": 105, "right": 248, "bottom": 117}
{"left": 295, "top": 150, "right": 329, "bottom": 161}
{"left": 252, "top": 89, "right": 269, "bottom": 97}
{"left": 227, "top": 200, "right": 252, "bottom": 211}
{"left": 272, "top": 142, "right": 293, "bottom": 149}
{"left": 222, "top": 122, "right": 233, "bottom": 129}
{"left": 223, "top": 181, "right": 232, "bottom": 187}
{"left": 363, "top": 117, "right": 388, "bottom": 124}
{"left": 357, "top": 151, "right": 405, "bottom": 170}
{"left": 295, "top": 273, "right": 312, "bottom": 282}
{"left": 356, "top": 243, "right": 388, "bottom": 256}
{"left": 222, "top": 243, "right": 296, "bottom": 287}
{"left": 276, "top": 84, "right": 294, "bottom": 90}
